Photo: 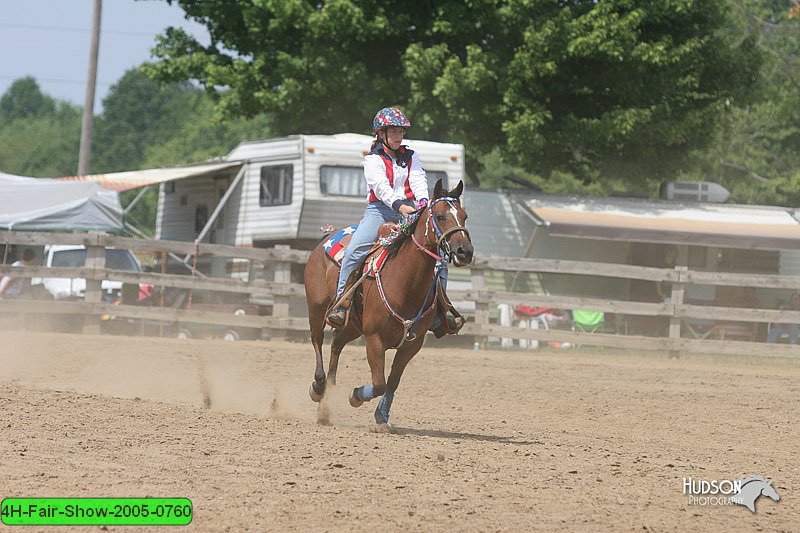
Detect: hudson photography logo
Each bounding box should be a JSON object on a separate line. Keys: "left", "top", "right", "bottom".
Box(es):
{"left": 683, "top": 476, "right": 780, "bottom": 512}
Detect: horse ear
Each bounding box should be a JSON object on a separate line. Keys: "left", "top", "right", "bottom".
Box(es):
{"left": 433, "top": 178, "right": 444, "bottom": 199}
{"left": 449, "top": 180, "right": 463, "bottom": 198}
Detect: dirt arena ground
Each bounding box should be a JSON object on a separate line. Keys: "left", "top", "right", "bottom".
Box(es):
{"left": 1, "top": 331, "right": 797, "bottom": 532}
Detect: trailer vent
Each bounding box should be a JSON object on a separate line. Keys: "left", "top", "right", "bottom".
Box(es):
{"left": 659, "top": 181, "right": 730, "bottom": 203}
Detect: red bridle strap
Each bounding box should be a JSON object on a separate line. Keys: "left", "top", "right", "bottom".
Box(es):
{"left": 411, "top": 233, "right": 442, "bottom": 261}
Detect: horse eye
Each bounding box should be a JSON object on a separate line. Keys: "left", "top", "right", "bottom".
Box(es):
{"left": 435, "top": 214, "right": 447, "bottom": 222}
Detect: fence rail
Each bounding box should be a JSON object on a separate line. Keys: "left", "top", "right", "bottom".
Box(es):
{"left": 2, "top": 231, "right": 799, "bottom": 357}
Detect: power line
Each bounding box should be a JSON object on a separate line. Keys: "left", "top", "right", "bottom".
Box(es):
{"left": 0, "top": 22, "right": 159, "bottom": 37}
{"left": 0, "top": 75, "right": 112, "bottom": 87}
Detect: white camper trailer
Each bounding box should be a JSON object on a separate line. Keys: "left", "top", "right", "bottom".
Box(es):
{"left": 155, "top": 133, "right": 465, "bottom": 252}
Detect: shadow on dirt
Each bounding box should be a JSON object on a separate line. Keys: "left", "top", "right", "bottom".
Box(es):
{"left": 391, "top": 426, "right": 544, "bottom": 446}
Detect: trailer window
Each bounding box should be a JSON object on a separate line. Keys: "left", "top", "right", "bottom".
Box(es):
{"left": 321, "top": 167, "right": 449, "bottom": 198}
{"left": 195, "top": 204, "right": 208, "bottom": 234}
{"left": 260, "top": 165, "right": 293, "bottom": 206}
{"left": 320, "top": 166, "right": 366, "bottom": 197}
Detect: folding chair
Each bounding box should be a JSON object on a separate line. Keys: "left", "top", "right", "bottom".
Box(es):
{"left": 572, "top": 309, "right": 605, "bottom": 333}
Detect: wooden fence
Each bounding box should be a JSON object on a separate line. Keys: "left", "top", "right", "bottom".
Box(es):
{"left": 2, "top": 230, "right": 799, "bottom": 357}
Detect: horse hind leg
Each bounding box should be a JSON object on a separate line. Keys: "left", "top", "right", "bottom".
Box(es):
{"left": 309, "top": 318, "right": 360, "bottom": 403}
{"left": 308, "top": 303, "right": 328, "bottom": 403}
{"left": 311, "top": 326, "right": 361, "bottom": 426}
{"left": 328, "top": 324, "right": 360, "bottom": 387}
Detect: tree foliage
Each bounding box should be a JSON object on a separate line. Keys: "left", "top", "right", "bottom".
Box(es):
{"left": 0, "top": 78, "right": 81, "bottom": 177}
{"left": 0, "top": 68, "right": 270, "bottom": 233}
{"left": 147, "top": 0, "right": 761, "bottom": 189}
{"left": 0, "top": 76, "right": 56, "bottom": 121}
{"left": 686, "top": 0, "right": 800, "bottom": 205}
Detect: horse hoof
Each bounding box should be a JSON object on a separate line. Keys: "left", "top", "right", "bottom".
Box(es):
{"left": 370, "top": 422, "right": 395, "bottom": 434}
{"left": 309, "top": 382, "right": 324, "bottom": 403}
{"left": 349, "top": 388, "right": 363, "bottom": 408}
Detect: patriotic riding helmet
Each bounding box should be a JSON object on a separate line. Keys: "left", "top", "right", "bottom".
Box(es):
{"left": 372, "top": 107, "right": 411, "bottom": 133}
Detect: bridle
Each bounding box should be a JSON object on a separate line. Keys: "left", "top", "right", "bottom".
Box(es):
{"left": 420, "top": 197, "right": 471, "bottom": 261}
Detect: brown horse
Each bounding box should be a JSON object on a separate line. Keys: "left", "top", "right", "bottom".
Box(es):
{"left": 303, "top": 179, "right": 474, "bottom": 428}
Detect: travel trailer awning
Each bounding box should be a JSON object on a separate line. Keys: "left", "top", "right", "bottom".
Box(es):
{"left": 521, "top": 195, "right": 800, "bottom": 251}
{"left": 58, "top": 161, "right": 243, "bottom": 191}
{"left": 0, "top": 172, "right": 123, "bottom": 231}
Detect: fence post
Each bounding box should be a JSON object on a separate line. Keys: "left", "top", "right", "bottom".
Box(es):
{"left": 270, "top": 244, "right": 291, "bottom": 341}
{"left": 83, "top": 243, "right": 105, "bottom": 334}
{"left": 668, "top": 265, "right": 687, "bottom": 358}
{"left": 471, "top": 268, "right": 489, "bottom": 349}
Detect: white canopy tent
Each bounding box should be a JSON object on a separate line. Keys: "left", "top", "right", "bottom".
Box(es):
{"left": 0, "top": 171, "right": 123, "bottom": 231}
{"left": 0, "top": 161, "right": 243, "bottom": 234}
{"left": 58, "top": 161, "right": 242, "bottom": 192}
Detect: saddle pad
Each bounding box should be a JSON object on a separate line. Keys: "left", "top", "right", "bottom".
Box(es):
{"left": 323, "top": 225, "right": 358, "bottom": 266}
{"left": 365, "top": 248, "right": 390, "bottom": 276}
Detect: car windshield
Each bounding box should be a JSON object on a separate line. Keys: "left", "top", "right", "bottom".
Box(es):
{"left": 105, "top": 249, "right": 140, "bottom": 271}
{"left": 51, "top": 249, "right": 86, "bottom": 268}
{"left": 51, "top": 249, "right": 140, "bottom": 272}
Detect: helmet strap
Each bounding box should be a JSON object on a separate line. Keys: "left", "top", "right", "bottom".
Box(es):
{"left": 378, "top": 129, "right": 397, "bottom": 157}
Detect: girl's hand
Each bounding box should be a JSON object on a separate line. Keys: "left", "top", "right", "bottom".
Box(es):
{"left": 398, "top": 204, "right": 415, "bottom": 216}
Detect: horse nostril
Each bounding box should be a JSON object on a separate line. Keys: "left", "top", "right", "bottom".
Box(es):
{"left": 456, "top": 246, "right": 473, "bottom": 263}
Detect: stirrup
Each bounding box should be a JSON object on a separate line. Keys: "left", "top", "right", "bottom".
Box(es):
{"left": 431, "top": 316, "right": 459, "bottom": 339}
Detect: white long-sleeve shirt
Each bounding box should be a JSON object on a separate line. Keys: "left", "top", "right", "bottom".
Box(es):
{"left": 364, "top": 148, "right": 428, "bottom": 208}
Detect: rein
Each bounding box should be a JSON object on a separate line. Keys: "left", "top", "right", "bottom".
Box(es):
{"left": 411, "top": 233, "right": 442, "bottom": 261}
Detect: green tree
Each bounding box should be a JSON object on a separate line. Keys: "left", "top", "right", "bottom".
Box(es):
{"left": 0, "top": 78, "right": 81, "bottom": 177}
{"left": 142, "top": 96, "right": 271, "bottom": 167}
{"left": 146, "top": 0, "right": 761, "bottom": 190}
{"left": 89, "top": 67, "right": 272, "bottom": 233}
{"left": 92, "top": 68, "right": 203, "bottom": 173}
{"left": 0, "top": 76, "right": 56, "bottom": 121}
{"left": 686, "top": 0, "right": 800, "bottom": 206}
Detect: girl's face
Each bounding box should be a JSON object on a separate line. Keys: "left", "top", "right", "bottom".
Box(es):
{"left": 383, "top": 126, "right": 406, "bottom": 150}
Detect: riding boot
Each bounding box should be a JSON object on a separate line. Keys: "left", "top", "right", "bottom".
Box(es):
{"left": 327, "top": 289, "right": 354, "bottom": 329}
{"left": 327, "top": 305, "right": 348, "bottom": 329}
{"left": 431, "top": 315, "right": 458, "bottom": 339}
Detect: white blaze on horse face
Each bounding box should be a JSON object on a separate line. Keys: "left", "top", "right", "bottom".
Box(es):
{"left": 449, "top": 204, "right": 459, "bottom": 224}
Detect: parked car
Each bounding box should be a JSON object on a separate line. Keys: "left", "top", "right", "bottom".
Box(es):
{"left": 31, "top": 245, "right": 142, "bottom": 301}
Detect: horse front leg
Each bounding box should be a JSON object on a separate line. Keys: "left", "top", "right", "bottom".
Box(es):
{"left": 349, "top": 334, "right": 387, "bottom": 410}
{"left": 374, "top": 336, "right": 424, "bottom": 425}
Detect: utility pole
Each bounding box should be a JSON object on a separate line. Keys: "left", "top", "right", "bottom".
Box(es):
{"left": 78, "top": 0, "right": 102, "bottom": 176}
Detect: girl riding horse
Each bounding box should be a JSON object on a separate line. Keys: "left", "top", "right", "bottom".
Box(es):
{"left": 326, "top": 107, "right": 455, "bottom": 336}
{"left": 304, "top": 178, "right": 473, "bottom": 428}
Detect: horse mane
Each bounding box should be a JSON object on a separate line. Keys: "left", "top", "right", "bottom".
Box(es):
{"left": 384, "top": 207, "right": 424, "bottom": 259}
{"left": 739, "top": 476, "right": 768, "bottom": 487}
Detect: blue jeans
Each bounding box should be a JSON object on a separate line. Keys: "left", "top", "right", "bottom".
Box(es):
{"left": 336, "top": 202, "right": 404, "bottom": 299}
{"left": 766, "top": 324, "right": 800, "bottom": 344}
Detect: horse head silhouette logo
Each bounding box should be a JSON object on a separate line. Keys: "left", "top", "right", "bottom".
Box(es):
{"left": 731, "top": 476, "right": 780, "bottom": 513}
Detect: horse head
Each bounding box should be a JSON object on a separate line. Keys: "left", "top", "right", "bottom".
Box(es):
{"left": 428, "top": 179, "right": 473, "bottom": 266}
{"left": 734, "top": 476, "right": 781, "bottom": 512}
{"left": 761, "top": 480, "right": 780, "bottom": 502}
